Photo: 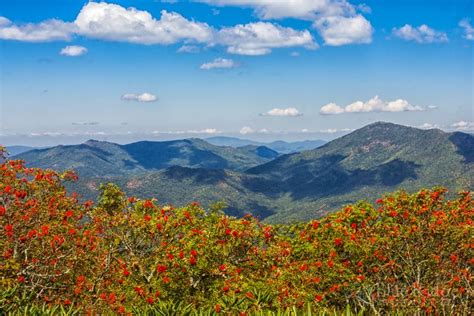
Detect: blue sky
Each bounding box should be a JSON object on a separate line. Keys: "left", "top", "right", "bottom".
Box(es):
{"left": 0, "top": 0, "right": 473, "bottom": 146}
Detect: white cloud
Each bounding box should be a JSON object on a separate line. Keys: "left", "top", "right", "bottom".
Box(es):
{"left": 0, "top": 17, "right": 74, "bottom": 42}
{"left": 177, "top": 44, "right": 200, "bottom": 53}
{"left": 217, "top": 22, "right": 316, "bottom": 55}
{"left": 0, "top": 1, "right": 371, "bottom": 51}
{"left": 0, "top": 2, "right": 214, "bottom": 45}
{"left": 320, "top": 102, "right": 345, "bottom": 115}
{"left": 451, "top": 121, "right": 474, "bottom": 131}
{"left": 199, "top": 128, "right": 219, "bottom": 134}
{"left": 239, "top": 126, "right": 254, "bottom": 135}
{"left": 319, "top": 127, "right": 353, "bottom": 133}
{"left": 198, "top": 0, "right": 355, "bottom": 20}
{"left": 392, "top": 24, "right": 448, "bottom": 44}
{"left": 198, "top": 0, "right": 373, "bottom": 46}
{"left": 74, "top": 2, "right": 213, "bottom": 45}
{"left": 320, "top": 96, "right": 426, "bottom": 115}
{"left": 356, "top": 4, "right": 372, "bottom": 14}
{"left": 121, "top": 92, "right": 158, "bottom": 102}
{"left": 0, "top": 2, "right": 319, "bottom": 55}
{"left": 459, "top": 18, "right": 474, "bottom": 41}
{"left": 290, "top": 51, "right": 300, "bottom": 57}
{"left": 152, "top": 128, "right": 220, "bottom": 135}
{"left": 313, "top": 14, "right": 373, "bottom": 46}
{"left": 418, "top": 123, "right": 438, "bottom": 129}
{"left": 261, "top": 107, "right": 303, "bottom": 117}
{"left": 191, "top": 128, "right": 219, "bottom": 134}
{"left": 200, "top": 58, "right": 237, "bottom": 70}
{"left": 60, "top": 45, "right": 87, "bottom": 56}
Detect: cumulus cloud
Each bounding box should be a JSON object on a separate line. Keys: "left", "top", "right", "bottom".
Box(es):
{"left": 121, "top": 92, "right": 158, "bottom": 102}
{"left": 0, "top": 2, "right": 318, "bottom": 55}
{"left": 319, "top": 102, "right": 345, "bottom": 115}
{"left": 200, "top": 58, "right": 237, "bottom": 70}
{"left": 0, "top": 17, "right": 74, "bottom": 42}
{"left": 459, "top": 18, "right": 474, "bottom": 41}
{"left": 313, "top": 15, "right": 373, "bottom": 46}
{"left": 0, "top": 2, "right": 213, "bottom": 44}
{"left": 60, "top": 45, "right": 87, "bottom": 56}
{"left": 320, "top": 96, "right": 426, "bottom": 115}
{"left": 195, "top": 128, "right": 219, "bottom": 134}
{"left": 451, "top": 121, "right": 474, "bottom": 131}
{"left": 261, "top": 107, "right": 303, "bottom": 117}
{"left": 217, "top": 22, "right": 316, "bottom": 55}
{"left": 74, "top": 2, "right": 213, "bottom": 45}
{"left": 198, "top": 0, "right": 373, "bottom": 46}
{"left": 392, "top": 24, "right": 448, "bottom": 43}
{"left": 239, "top": 126, "right": 254, "bottom": 135}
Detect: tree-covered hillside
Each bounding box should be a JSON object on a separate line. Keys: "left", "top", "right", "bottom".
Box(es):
{"left": 14, "top": 138, "right": 279, "bottom": 177}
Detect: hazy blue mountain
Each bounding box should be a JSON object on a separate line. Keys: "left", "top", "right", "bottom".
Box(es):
{"left": 206, "top": 136, "right": 326, "bottom": 153}
{"left": 205, "top": 136, "right": 259, "bottom": 147}
{"left": 6, "top": 146, "right": 43, "bottom": 156}
{"left": 265, "top": 140, "right": 326, "bottom": 153}
{"left": 14, "top": 138, "right": 279, "bottom": 177}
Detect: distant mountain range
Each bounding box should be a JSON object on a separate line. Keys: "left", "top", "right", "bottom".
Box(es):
{"left": 206, "top": 136, "right": 326, "bottom": 153}
{"left": 6, "top": 146, "right": 43, "bottom": 156}
{"left": 14, "top": 139, "right": 279, "bottom": 177}
{"left": 12, "top": 122, "right": 473, "bottom": 223}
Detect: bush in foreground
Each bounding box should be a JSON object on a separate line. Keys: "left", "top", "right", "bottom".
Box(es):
{"left": 0, "top": 148, "right": 472, "bottom": 314}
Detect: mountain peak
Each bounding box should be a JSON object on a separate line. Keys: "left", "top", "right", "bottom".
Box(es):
{"left": 362, "top": 121, "right": 413, "bottom": 130}
{"left": 84, "top": 139, "right": 105, "bottom": 146}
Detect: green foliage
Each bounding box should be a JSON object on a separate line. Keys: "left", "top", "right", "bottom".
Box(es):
{"left": 97, "top": 183, "right": 127, "bottom": 215}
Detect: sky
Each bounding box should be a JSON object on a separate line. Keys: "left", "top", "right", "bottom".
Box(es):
{"left": 0, "top": 0, "right": 473, "bottom": 146}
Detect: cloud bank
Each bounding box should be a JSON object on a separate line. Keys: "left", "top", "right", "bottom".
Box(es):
{"left": 198, "top": 0, "right": 373, "bottom": 46}
{"left": 320, "top": 96, "right": 427, "bottom": 115}
{"left": 261, "top": 107, "right": 303, "bottom": 117}
{"left": 0, "top": 2, "right": 318, "bottom": 55}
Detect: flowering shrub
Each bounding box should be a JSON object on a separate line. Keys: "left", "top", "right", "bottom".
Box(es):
{"left": 0, "top": 147, "right": 472, "bottom": 314}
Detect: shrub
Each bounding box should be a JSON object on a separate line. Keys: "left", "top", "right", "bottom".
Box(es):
{"left": 0, "top": 148, "right": 472, "bottom": 313}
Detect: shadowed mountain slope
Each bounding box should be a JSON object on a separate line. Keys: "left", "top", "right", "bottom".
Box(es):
{"left": 14, "top": 139, "right": 279, "bottom": 177}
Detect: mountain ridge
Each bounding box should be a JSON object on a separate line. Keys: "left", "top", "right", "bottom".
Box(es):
{"left": 206, "top": 136, "right": 326, "bottom": 153}
{"left": 14, "top": 138, "right": 279, "bottom": 177}
{"left": 12, "top": 122, "right": 474, "bottom": 223}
